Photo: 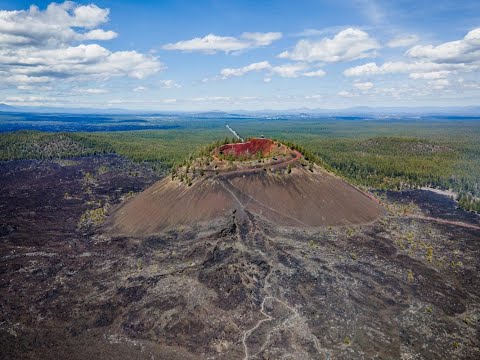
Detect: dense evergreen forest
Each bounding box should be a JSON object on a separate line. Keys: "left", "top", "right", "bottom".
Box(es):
{"left": 0, "top": 117, "right": 479, "bottom": 212}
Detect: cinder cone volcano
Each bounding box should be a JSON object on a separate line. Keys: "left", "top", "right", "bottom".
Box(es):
{"left": 106, "top": 139, "right": 384, "bottom": 236}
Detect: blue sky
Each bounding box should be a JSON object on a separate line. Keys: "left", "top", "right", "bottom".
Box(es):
{"left": 1, "top": 0, "right": 479, "bottom": 110}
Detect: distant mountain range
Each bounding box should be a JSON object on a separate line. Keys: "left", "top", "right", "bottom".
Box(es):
{"left": 1, "top": 103, "right": 480, "bottom": 117}
{"left": 0, "top": 103, "right": 17, "bottom": 112}
{"left": 0, "top": 103, "right": 142, "bottom": 115}
{"left": 231, "top": 106, "right": 480, "bottom": 117}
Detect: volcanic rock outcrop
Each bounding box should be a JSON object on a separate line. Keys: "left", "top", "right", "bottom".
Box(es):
{"left": 106, "top": 139, "right": 384, "bottom": 236}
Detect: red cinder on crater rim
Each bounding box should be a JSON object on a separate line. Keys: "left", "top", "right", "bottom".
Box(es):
{"left": 216, "top": 138, "right": 275, "bottom": 158}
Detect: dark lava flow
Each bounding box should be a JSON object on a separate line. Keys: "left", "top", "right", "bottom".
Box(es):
{"left": 0, "top": 156, "right": 479, "bottom": 359}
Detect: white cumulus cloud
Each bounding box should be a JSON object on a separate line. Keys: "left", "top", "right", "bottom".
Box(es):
{"left": 406, "top": 28, "right": 480, "bottom": 64}
{"left": 3, "top": 74, "right": 52, "bottom": 84}
{"left": 191, "top": 96, "right": 232, "bottom": 102}
{"left": 0, "top": 2, "right": 163, "bottom": 90}
{"left": 221, "top": 61, "right": 272, "bottom": 78}
{"left": 302, "top": 69, "right": 326, "bottom": 77}
{"left": 241, "top": 32, "right": 282, "bottom": 46}
{"left": 77, "top": 88, "right": 108, "bottom": 94}
{"left": 159, "top": 80, "right": 181, "bottom": 88}
{"left": 353, "top": 81, "right": 374, "bottom": 90}
{"left": 278, "top": 28, "right": 379, "bottom": 63}
{"left": 343, "top": 28, "right": 480, "bottom": 90}
{"left": 83, "top": 29, "right": 118, "bottom": 41}
{"left": 220, "top": 61, "right": 324, "bottom": 79}
{"left": 163, "top": 32, "right": 282, "bottom": 54}
{"left": 271, "top": 63, "right": 308, "bottom": 78}
{"left": 6, "top": 95, "right": 57, "bottom": 103}
{"left": 343, "top": 61, "right": 471, "bottom": 77}
{"left": 409, "top": 71, "right": 450, "bottom": 79}
{"left": 0, "top": 2, "right": 115, "bottom": 47}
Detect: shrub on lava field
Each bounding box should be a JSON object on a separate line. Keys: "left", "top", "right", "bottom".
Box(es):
{"left": 407, "top": 269, "right": 414, "bottom": 283}
{"left": 425, "top": 246, "right": 434, "bottom": 262}
{"left": 78, "top": 205, "right": 107, "bottom": 228}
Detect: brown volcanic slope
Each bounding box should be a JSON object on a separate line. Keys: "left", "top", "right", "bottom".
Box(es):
{"left": 106, "top": 143, "right": 383, "bottom": 236}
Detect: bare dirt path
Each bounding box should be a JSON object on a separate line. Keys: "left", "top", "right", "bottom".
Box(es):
{"left": 226, "top": 124, "right": 244, "bottom": 141}
{"left": 205, "top": 150, "right": 302, "bottom": 179}
{"left": 212, "top": 149, "right": 303, "bottom": 179}
{"left": 401, "top": 214, "right": 480, "bottom": 230}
